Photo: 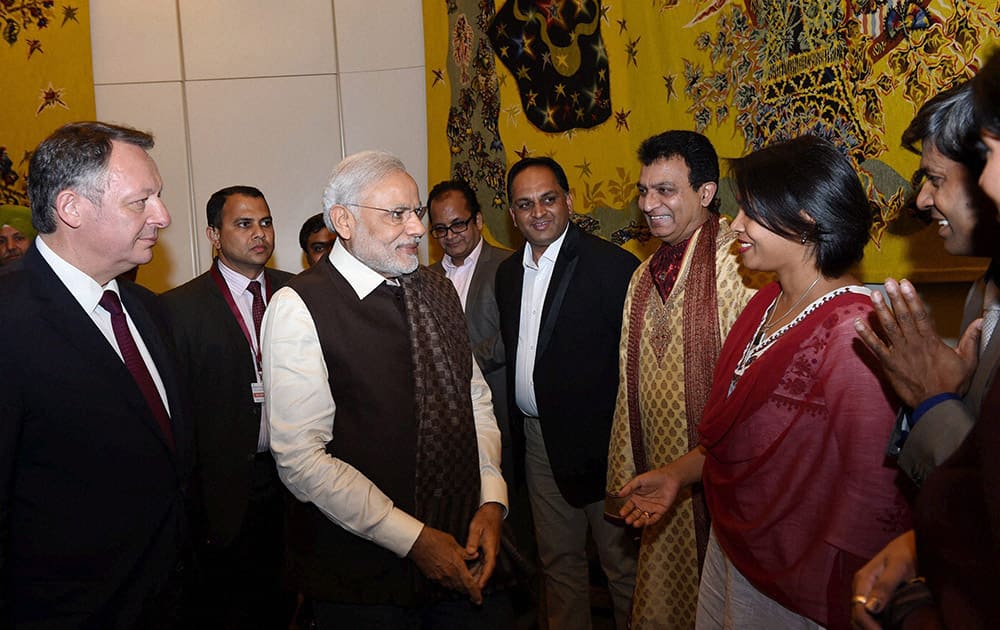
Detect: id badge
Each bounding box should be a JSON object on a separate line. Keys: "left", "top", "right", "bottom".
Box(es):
{"left": 251, "top": 381, "right": 265, "bottom": 404}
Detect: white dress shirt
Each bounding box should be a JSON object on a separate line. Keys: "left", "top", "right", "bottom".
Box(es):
{"left": 262, "top": 239, "right": 507, "bottom": 558}
{"left": 514, "top": 227, "right": 568, "bottom": 418}
{"left": 216, "top": 259, "right": 270, "bottom": 452}
{"left": 441, "top": 237, "right": 484, "bottom": 310}
{"left": 35, "top": 236, "right": 170, "bottom": 413}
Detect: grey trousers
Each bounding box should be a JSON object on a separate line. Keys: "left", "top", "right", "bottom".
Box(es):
{"left": 523, "top": 416, "right": 637, "bottom": 630}
{"left": 696, "top": 529, "right": 825, "bottom": 630}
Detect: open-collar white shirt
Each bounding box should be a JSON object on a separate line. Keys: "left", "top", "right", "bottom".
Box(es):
{"left": 514, "top": 225, "right": 568, "bottom": 418}
{"left": 440, "top": 237, "right": 484, "bottom": 310}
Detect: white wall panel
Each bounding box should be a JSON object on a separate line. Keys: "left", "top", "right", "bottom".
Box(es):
{"left": 339, "top": 68, "right": 428, "bottom": 198}
{"left": 333, "top": 0, "right": 425, "bottom": 73}
{"left": 185, "top": 75, "right": 342, "bottom": 273}
{"left": 94, "top": 82, "right": 196, "bottom": 293}
{"left": 90, "top": 0, "right": 182, "bottom": 84}
{"left": 179, "top": 0, "right": 337, "bottom": 80}
{"left": 90, "top": 0, "right": 429, "bottom": 284}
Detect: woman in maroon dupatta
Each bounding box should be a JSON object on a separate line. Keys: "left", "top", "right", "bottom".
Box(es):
{"left": 616, "top": 136, "right": 911, "bottom": 629}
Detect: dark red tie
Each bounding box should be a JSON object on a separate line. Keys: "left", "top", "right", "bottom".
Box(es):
{"left": 99, "top": 290, "right": 175, "bottom": 451}
{"left": 247, "top": 280, "right": 265, "bottom": 343}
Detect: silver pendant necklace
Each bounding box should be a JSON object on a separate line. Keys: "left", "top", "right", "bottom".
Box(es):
{"left": 763, "top": 274, "right": 821, "bottom": 331}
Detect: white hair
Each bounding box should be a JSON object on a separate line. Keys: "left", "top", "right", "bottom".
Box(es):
{"left": 321, "top": 150, "right": 407, "bottom": 232}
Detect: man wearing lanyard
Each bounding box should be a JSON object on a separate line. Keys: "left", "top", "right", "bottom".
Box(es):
{"left": 162, "top": 185, "right": 295, "bottom": 628}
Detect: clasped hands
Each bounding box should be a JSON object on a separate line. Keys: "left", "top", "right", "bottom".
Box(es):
{"left": 406, "top": 501, "right": 504, "bottom": 605}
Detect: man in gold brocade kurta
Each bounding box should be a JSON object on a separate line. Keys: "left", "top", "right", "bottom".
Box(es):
{"left": 607, "top": 131, "right": 757, "bottom": 628}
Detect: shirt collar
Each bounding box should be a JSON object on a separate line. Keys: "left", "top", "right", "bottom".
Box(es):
{"left": 216, "top": 258, "right": 266, "bottom": 296}
{"left": 36, "top": 235, "right": 121, "bottom": 314}
{"left": 329, "top": 238, "right": 394, "bottom": 299}
{"left": 521, "top": 223, "right": 568, "bottom": 270}
{"left": 442, "top": 237, "right": 484, "bottom": 272}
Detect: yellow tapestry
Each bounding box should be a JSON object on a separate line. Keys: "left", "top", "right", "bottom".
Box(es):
{"left": 1, "top": 1, "right": 94, "bottom": 207}
{"left": 423, "top": 0, "right": 1000, "bottom": 282}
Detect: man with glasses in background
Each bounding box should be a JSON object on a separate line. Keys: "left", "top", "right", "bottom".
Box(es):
{"left": 428, "top": 179, "right": 513, "bottom": 483}
{"left": 262, "top": 151, "right": 510, "bottom": 628}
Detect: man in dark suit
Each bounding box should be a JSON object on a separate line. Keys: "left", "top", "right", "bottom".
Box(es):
{"left": 496, "top": 157, "right": 639, "bottom": 629}
{"left": 162, "top": 186, "right": 294, "bottom": 628}
{"left": 0, "top": 121, "right": 192, "bottom": 627}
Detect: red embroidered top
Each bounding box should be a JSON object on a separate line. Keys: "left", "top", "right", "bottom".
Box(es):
{"left": 699, "top": 283, "right": 912, "bottom": 629}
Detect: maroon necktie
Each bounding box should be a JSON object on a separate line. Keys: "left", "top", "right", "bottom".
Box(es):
{"left": 99, "top": 290, "right": 175, "bottom": 451}
{"left": 247, "top": 280, "right": 265, "bottom": 343}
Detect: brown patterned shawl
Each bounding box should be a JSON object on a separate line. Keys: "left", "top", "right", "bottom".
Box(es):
{"left": 399, "top": 268, "right": 482, "bottom": 542}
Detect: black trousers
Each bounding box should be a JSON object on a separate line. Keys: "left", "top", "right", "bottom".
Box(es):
{"left": 192, "top": 452, "right": 296, "bottom": 629}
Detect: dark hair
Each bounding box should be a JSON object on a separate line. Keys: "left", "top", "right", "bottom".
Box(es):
{"left": 27, "top": 121, "right": 154, "bottom": 234}
{"left": 427, "top": 179, "right": 481, "bottom": 221}
{"left": 974, "top": 48, "right": 1000, "bottom": 137}
{"left": 206, "top": 185, "right": 266, "bottom": 228}
{"left": 637, "top": 130, "right": 721, "bottom": 213}
{"left": 506, "top": 156, "right": 570, "bottom": 203}
{"left": 902, "top": 81, "right": 985, "bottom": 175}
{"left": 729, "top": 135, "right": 872, "bottom": 277}
{"left": 298, "top": 212, "right": 330, "bottom": 252}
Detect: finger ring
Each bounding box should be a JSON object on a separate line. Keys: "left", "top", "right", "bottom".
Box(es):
{"left": 642, "top": 511, "right": 650, "bottom": 519}
{"left": 851, "top": 595, "right": 868, "bottom": 606}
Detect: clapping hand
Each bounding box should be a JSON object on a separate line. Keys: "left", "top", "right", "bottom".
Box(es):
{"left": 854, "top": 278, "right": 980, "bottom": 407}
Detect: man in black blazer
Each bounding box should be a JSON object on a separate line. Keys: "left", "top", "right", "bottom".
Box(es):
{"left": 0, "top": 121, "right": 192, "bottom": 627}
{"left": 496, "top": 157, "right": 639, "bottom": 629}
{"left": 162, "top": 186, "right": 294, "bottom": 627}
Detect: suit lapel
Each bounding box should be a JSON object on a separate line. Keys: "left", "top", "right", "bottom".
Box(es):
{"left": 26, "top": 248, "right": 181, "bottom": 461}
{"left": 466, "top": 242, "right": 494, "bottom": 314}
{"left": 205, "top": 271, "right": 257, "bottom": 355}
{"left": 502, "top": 246, "right": 526, "bottom": 357}
{"left": 537, "top": 225, "right": 580, "bottom": 358}
{"left": 28, "top": 251, "right": 132, "bottom": 384}
{"left": 968, "top": 326, "right": 1000, "bottom": 414}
